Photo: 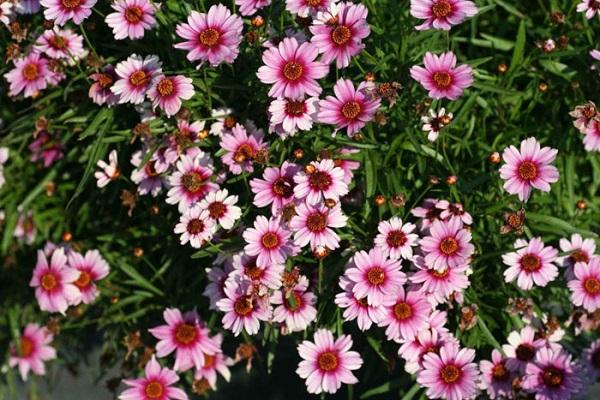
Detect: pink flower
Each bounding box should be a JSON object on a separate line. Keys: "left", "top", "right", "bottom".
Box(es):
{"left": 583, "top": 118, "right": 600, "bottom": 151}
{"left": 235, "top": 0, "right": 270, "bottom": 16}
{"left": 9, "top": 323, "right": 56, "bottom": 381}
{"left": 310, "top": 2, "right": 370, "bottom": 68}
{"left": 411, "top": 256, "right": 470, "bottom": 305}
{"left": 499, "top": 137, "right": 559, "bottom": 202}
{"left": 335, "top": 275, "right": 387, "bottom": 331}
{"left": 112, "top": 54, "right": 163, "bottom": 104}
{"left": 296, "top": 329, "right": 363, "bottom": 394}
{"left": 163, "top": 120, "right": 206, "bottom": 163}
{"left": 421, "top": 107, "right": 452, "bottom": 141}
{"left": 419, "top": 218, "right": 474, "bottom": 270}
{"left": 577, "top": 0, "right": 600, "bottom": 19}
{"left": 131, "top": 151, "right": 169, "bottom": 197}
{"left": 417, "top": 342, "right": 480, "bottom": 400}
{"left": 411, "top": 198, "right": 441, "bottom": 232}
{"left": 149, "top": 308, "right": 219, "bottom": 372}
{"left": 105, "top": 0, "right": 158, "bottom": 40}
{"left": 30, "top": 248, "right": 81, "bottom": 314}
{"left": 219, "top": 123, "right": 265, "bottom": 175}
{"left": 569, "top": 101, "right": 597, "bottom": 132}
{"left": 286, "top": 0, "right": 334, "bottom": 17}
{"left": 271, "top": 276, "right": 317, "bottom": 332}
{"left": 67, "top": 249, "right": 110, "bottom": 304}
{"left": 29, "top": 130, "right": 63, "bottom": 167}
{"left": 318, "top": 79, "right": 381, "bottom": 136}
{"left": 119, "top": 355, "right": 188, "bottom": 400}
{"left": 568, "top": 257, "right": 600, "bottom": 312}
{"left": 503, "top": 237, "right": 558, "bottom": 290}
{"left": 34, "top": 27, "right": 85, "bottom": 59}
{"left": 216, "top": 279, "right": 271, "bottom": 336}
{"left": 558, "top": 233, "right": 596, "bottom": 279}
{"left": 521, "top": 347, "right": 582, "bottom": 400}
{"left": 95, "top": 149, "right": 120, "bottom": 188}
{"left": 193, "top": 334, "right": 233, "bottom": 390}
{"left": 410, "top": 0, "right": 478, "bottom": 30}
{"left": 40, "top": 0, "right": 96, "bottom": 25}
{"left": 148, "top": 75, "right": 194, "bottom": 117}
{"left": 479, "top": 349, "right": 514, "bottom": 399}
{"left": 436, "top": 200, "right": 472, "bottom": 225}
{"left": 174, "top": 207, "right": 216, "bottom": 248}
{"left": 250, "top": 161, "right": 300, "bottom": 214}
{"left": 268, "top": 97, "right": 319, "bottom": 137}
{"left": 197, "top": 189, "right": 241, "bottom": 230}
{"left": 502, "top": 326, "right": 545, "bottom": 373}
{"left": 257, "top": 37, "right": 329, "bottom": 99}
{"left": 243, "top": 215, "right": 296, "bottom": 266}
{"left": 378, "top": 286, "right": 431, "bottom": 341}
{"left": 4, "top": 52, "right": 49, "bottom": 98}
{"left": 410, "top": 51, "right": 473, "bottom": 100}
{"left": 166, "top": 151, "right": 217, "bottom": 212}
{"left": 174, "top": 4, "right": 243, "bottom": 67}
{"left": 374, "top": 217, "right": 419, "bottom": 260}
{"left": 289, "top": 202, "right": 347, "bottom": 250}
{"left": 231, "top": 253, "right": 284, "bottom": 290}
{"left": 293, "top": 159, "right": 349, "bottom": 205}
{"left": 89, "top": 65, "right": 120, "bottom": 107}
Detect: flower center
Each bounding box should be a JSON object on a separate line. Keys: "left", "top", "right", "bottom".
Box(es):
{"left": 386, "top": 230, "right": 407, "bottom": 248}
{"left": 234, "top": 296, "right": 253, "bottom": 316}
{"left": 432, "top": 71, "right": 453, "bottom": 89}
{"left": 175, "top": 323, "right": 197, "bottom": 345}
{"left": 41, "top": 273, "right": 58, "bottom": 291}
{"left": 199, "top": 28, "right": 220, "bottom": 47}
{"left": 306, "top": 212, "right": 327, "bottom": 233}
{"left": 341, "top": 101, "right": 361, "bottom": 120}
{"left": 129, "top": 70, "right": 149, "bottom": 87}
{"left": 584, "top": 277, "right": 600, "bottom": 295}
{"left": 492, "top": 362, "right": 509, "bottom": 381}
{"left": 144, "top": 381, "right": 164, "bottom": 399}
{"left": 432, "top": 0, "right": 453, "bottom": 18}
{"left": 224, "top": 116, "right": 236, "bottom": 129}
{"left": 285, "top": 291, "right": 303, "bottom": 311}
{"left": 61, "top": 0, "right": 81, "bottom": 9}
{"left": 308, "top": 171, "right": 332, "bottom": 191}
{"left": 245, "top": 263, "right": 263, "bottom": 280}
{"left": 306, "top": 0, "right": 322, "bottom": 6}
{"left": 515, "top": 344, "right": 535, "bottom": 361}
{"left": 366, "top": 266, "right": 385, "bottom": 286}
{"left": 233, "top": 143, "right": 255, "bottom": 163}
{"left": 97, "top": 73, "right": 114, "bottom": 89}
{"left": 144, "top": 161, "right": 159, "bottom": 177}
{"left": 520, "top": 254, "right": 541, "bottom": 273}
{"left": 74, "top": 271, "right": 91, "bottom": 289}
{"left": 181, "top": 171, "right": 205, "bottom": 193}
{"left": 22, "top": 64, "right": 39, "bottom": 81}
{"left": 261, "top": 232, "right": 280, "bottom": 249}
{"left": 517, "top": 161, "right": 538, "bottom": 181}
{"left": 439, "top": 237, "right": 459, "bottom": 255}
{"left": 440, "top": 364, "right": 461, "bottom": 384}
{"left": 272, "top": 178, "right": 293, "bottom": 198}
{"left": 208, "top": 202, "right": 226, "bottom": 219}
{"left": 569, "top": 249, "right": 589, "bottom": 264}
{"left": 204, "top": 354, "right": 215, "bottom": 369}
{"left": 187, "top": 218, "right": 205, "bottom": 235}
{"left": 283, "top": 61, "right": 303, "bottom": 81}
{"left": 285, "top": 100, "right": 306, "bottom": 116}
{"left": 331, "top": 25, "right": 351, "bottom": 45}
{"left": 157, "top": 78, "right": 174, "bottom": 97}
{"left": 542, "top": 366, "right": 564, "bottom": 388}
{"left": 48, "top": 35, "right": 67, "bottom": 50}
{"left": 317, "top": 351, "right": 338, "bottom": 372}
{"left": 20, "top": 337, "right": 34, "bottom": 358}
{"left": 393, "top": 301, "right": 413, "bottom": 320}
{"left": 125, "top": 6, "right": 143, "bottom": 23}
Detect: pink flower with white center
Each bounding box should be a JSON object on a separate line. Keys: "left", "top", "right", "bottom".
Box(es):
{"left": 269, "top": 97, "right": 319, "bottom": 137}
{"left": 148, "top": 308, "right": 219, "bottom": 372}
{"left": 9, "top": 323, "right": 56, "bottom": 381}
{"left": 35, "top": 27, "right": 85, "bottom": 60}
{"left": 334, "top": 275, "right": 387, "bottom": 331}
{"left": 310, "top": 2, "right": 370, "bottom": 68}
{"left": 344, "top": 248, "right": 406, "bottom": 306}
{"left": 111, "top": 54, "right": 162, "bottom": 104}
{"left": 294, "top": 159, "right": 349, "bottom": 205}
{"left": 479, "top": 349, "right": 515, "bottom": 399}
{"left": 243, "top": 215, "right": 296, "bottom": 266}
{"left": 289, "top": 202, "right": 347, "bottom": 251}
{"left": 582, "top": 339, "right": 600, "bottom": 381}
{"left": 272, "top": 276, "right": 317, "bottom": 332}
{"left": 411, "top": 198, "right": 441, "bottom": 232}
{"left": 374, "top": 217, "right": 419, "bottom": 260}
{"left": 318, "top": 79, "right": 381, "bottom": 136}
{"left": 378, "top": 286, "right": 431, "bottom": 341}
{"left": 250, "top": 161, "right": 300, "bottom": 214}
{"left": 419, "top": 218, "right": 474, "bottom": 271}
{"left": 166, "top": 151, "right": 217, "bottom": 212}
{"left": 131, "top": 150, "right": 169, "bottom": 197}
{"left": 577, "top": 0, "right": 600, "bottom": 19}
{"left": 148, "top": 75, "right": 194, "bottom": 117}
{"left": 95, "top": 149, "right": 120, "bottom": 188}
{"left": 558, "top": 233, "right": 596, "bottom": 279}
{"left": 257, "top": 37, "right": 329, "bottom": 99}
{"left": 231, "top": 253, "right": 284, "bottom": 290}
{"left": 119, "top": 355, "right": 188, "bottom": 400}
{"left": 174, "top": 5, "right": 243, "bottom": 67}
{"left": 67, "top": 250, "right": 110, "bottom": 304}
{"left": 416, "top": 342, "right": 480, "bottom": 400}
{"left": 197, "top": 189, "right": 241, "bottom": 230}
{"left": 235, "top": 0, "right": 270, "bottom": 16}
{"left": 89, "top": 65, "right": 120, "bottom": 107}
{"left": 30, "top": 248, "right": 81, "bottom": 314}
{"left": 583, "top": 118, "right": 600, "bottom": 151}
{"left": 220, "top": 123, "right": 265, "bottom": 175}
{"left": 410, "top": 0, "right": 478, "bottom": 30}
{"left": 436, "top": 200, "right": 472, "bottom": 225}
{"left": 296, "top": 329, "right": 363, "bottom": 394}
{"left": 410, "top": 51, "right": 474, "bottom": 100}
{"left": 216, "top": 279, "right": 271, "bottom": 336}
{"left": 522, "top": 347, "right": 582, "bottom": 400}
{"left": 193, "top": 334, "right": 233, "bottom": 390}
{"left": 40, "top": 0, "right": 96, "bottom": 25}
{"left": 503, "top": 237, "right": 559, "bottom": 290}
{"left": 502, "top": 326, "right": 545, "bottom": 373}
{"left": 411, "top": 256, "right": 470, "bottom": 305}
{"left": 4, "top": 52, "right": 49, "bottom": 98}
{"left": 568, "top": 258, "right": 600, "bottom": 312}
{"left": 286, "top": 0, "right": 334, "bottom": 17}
{"left": 421, "top": 107, "right": 452, "bottom": 141}
{"left": 499, "top": 137, "right": 559, "bottom": 202}
{"left": 174, "top": 207, "right": 216, "bottom": 248}
{"left": 105, "top": 0, "right": 158, "bottom": 40}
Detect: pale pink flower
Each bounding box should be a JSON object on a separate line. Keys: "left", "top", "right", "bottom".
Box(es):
{"left": 40, "top": 0, "right": 96, "bottom": 25}
{"left": 378, "top": 286, "right": 431, "bottom": 341}
{"left": 250, "top": 161, "right": 300, "bottom": 214}
{"left": 410, "top": 0, "right": 478, "bottom": 30}
{"left": 209, "top": 107, "right": 235, "bottom": 137}
{"left": 374, "top": 217, "right": 418, "bottom": 260}
{"left": 502, "top": 237, "right": 559, "bottom": 290}
{"left": 577, "top": 0, "right": 600, "bottom": 19}
{"left": 568, "top": 257, "right": 600, "bottom": 312}
{"left": 521, "top": 347, "right": 582, "bottom": 400}
{"left": 174, "top": 207, "right": 216, "bottom": 248}
{"left": 119, "top": 355, "right": 189, "bottom": 400}
{"left": 112, "top": 54, "right": 162, "bottom": 104}
{"left": 193, "top": 334, "right": 233, "bottom": 390}
{"left": 411, "top": 198, "right": 441, "bottom": 232}
{"left": 271, "top": 276, "right": 317, "bottom": 332}
{"left": 14, "top": 212, "right": 36, "bottom": 244}
{"left": 583, "top": 118, "right": 600, "bottom": 151}
{"left": 197, "top": 189, "right": 241, "bottom": 230}
{"left": 335, "top": 275, "right": 387, "bottom": 331}
{"left": 216, "top": 279, "right": 271, "bottom": 336}
{"left": 569, "top": 101, "right": 597, "bottom": 131}
{"left": 163, "top": 120, "right": 206, "bottom": 163}
{"left": 89, "top": 65, "right": 120, "bottom": 107}
{"left": 419, "top": 218, "right": 474, "bottom": 270}
{"left": 243, "top": 215, "right": 296, "bottom": 266}
{"left": 219, "top": 123, "right": 265, "bottom": 175}
{"left": 35, "top": 27, "right": 85, "bottom": 60}
{"left": 4, "top": 52, "right": 49, "bottom": 98}
{"left": 235, "top": 0, "right": 270, "bottom": 16}
{"left": 289, "top": 202, "right": 347, "bottom": 250}
{"left": 410, "top": 256, "right": 470, "bottom": 305}
{"left": 230, "top": 252, "right": 284, "bottom": 290}
{"left": 166, "top": 151, "right": 217, "bottom": 212}
{"left": 293, "top": 159, "right": 348, "bottom": 205}
{"left": 203, "top": 261, "right": 234, "bottom": 310}
{"left": 435, "top": 200, "right": 472, "bottom": 225}
{"left": 410, "top": 51, "right": 474, "bottom": 100}
{"left": 148, "top": 75, "right": 194, "bottom": 117}
{"left": 285, "top": 0, "right": 334, "bottom": 17}
{"left": 421, "top": 107, "right": 452, "bottom": 141}
{"left": 268, "top": 97, "right": 319, "bottom": 137}
{"left": 479, "top": 349, "right": 514, "bottom": 399}
{"left": 558, "top": 233, "right": 596, "bottom": 279}
{"left": 502, "top": 325, "right": 545, "bottom": 373}
{"left": 9, "top": 323, "right": 56, "bottom": 381}
{"left": 95, "top": 149, "right": 120, "bottom": 188}
{"left": 67, "top": 250, "right": 110, "bottom": 304}
{"left": 131, "top": 150, "right": 169, "bottom": 197}
{"left": 105, "top": 0, "right": 158, "bottom": 40}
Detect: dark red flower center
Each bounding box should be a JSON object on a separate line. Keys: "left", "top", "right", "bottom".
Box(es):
{"left": 208, "top": 201, "right": 226, "bottom": 219}
{"left": 48, "top": 35, "right": 67, "bottom": 50}
{"left": 569, "top": 249, "right": 589, "bottom": 264}
{"left": 317, "top": 351, "right": 338, "bottom": 371}
{"left": 74, "top": 271, "right": 91, "bottom": 289}
{"left": 157, "top": 78, "right": 174, "bottom": 97}
{"left": 366, "top": 266, "right": 385, "bottom": 285}
{"left": 41, "top": 273, "right": 58, "bottom": 291}
{"left": 144, "top": 381, "right": 164, "bottom": 399}
{"left": 233, "top": 143, "right": 255, "bottom": 163}
{"left": 306, "top": 212, "right": 327, "bottom": 232}
{"left": 439, "top": 237, "right": 459, "bottom": 255}
{"left": 584, "top": 277, "right": 600, "bottom": 295}
{"left": 306, "top": 0, "right": 323, "bottom": 7}
{"left": 187, "top": 218, "right": 205, "bottom": 235}
{"left": 331, "top": 25, "right": 351, "bottom": 45}
{"left": 204, "top": 354, "right": 215, "bottom": 368}
{"left": 125, "top": 6, "right": 143, "bottom": 23}
{"left": 432, "top": 0, "right": 453, "bottom": 18}
{"left": 144, "top": 161, "right": 159, "bottom": 177}
{"left": 492, "top": 362, "right": 509, "bottom": 381}
{"left": 285, "top": 100, "right": 307, "bottom": 116}
{"left": 244, "top": 262, "right": 263, "bottom": 280}
{"left": 517, "top": 161, "right": 538, "bottom": 180}
{"left": 20, "top": 337, "right": 34, "bottom": 358}
{"left": 199, "top": 28, "right": 220, "bottom": 47}
{"left": 520, "top": 254, "right": 541, "bottom": 273}
{"left": 393, "top": 301, "right": 412, "bottom": 320}
{"left": 182, "top": 171, "right": 206, "bottom": 193}
{"left": 175, "top": 323, "right": 197, "bottom": 345}
{"left": 61, "top": 0, "right": 81, "bottom": 9}
{"left": 440, "top": 364, "right": 461, "bottom": 384}
{"left": 386, "top": 230, "right": 407, "bottom": 248}
{"left": 261, "top": 232, "right": 280, "bottom": 249}
{"left": 308, "top": 171, "right": 332, "bottom": 191}
{"left": 129, "top": 70, "right": 149, "bottom": 87}
{"left": 22, "top": 64, "right": 39, "bottom": 81}
{"left": 432, "top": 71, "right": 453, "bottom": 89}
{"left": 234, "top": 296, "right": 253, "bottom": 316}
{"left": 515, "top": 343, "right": 535, "bottom": 361}
{"left": 341, "top": 101, "right": 361, "bottom": 120}
{"left": 272, "top": 177, "right": 293, "bottom": 198}
{"left": 542, "top": 366, "right": 564, "bottom": 388}
{"left": 285, "top": 291, "right": 303, "bottom": 311}
{"left": 97, "top": 73, "right": 114, "bottom": 89}
{"left": 283, "top": 61, "right": 303, "bottom": 81}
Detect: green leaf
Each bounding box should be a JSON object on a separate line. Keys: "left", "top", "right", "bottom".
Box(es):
{"left": 510, "top": 20, "right": 526, "bottom": 74}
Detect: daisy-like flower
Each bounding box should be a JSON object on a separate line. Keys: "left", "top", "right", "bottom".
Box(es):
{"left": 174, "top": 4, "right": 243, "bottom": 67}
{"left": 243, "top": 216, "right": 296, "bottom": 266}
{"left": 374, "top": 217, "right": 419, "bottom": 260}
{"left": 4, "top": 52, "right": 49, "bottom": 98}
{"left": 250, "top": 161, "right": 300, "bottom": 214}
{"left": 89, "top": 65, "right": 120, "bottom": 107}
{"left": 30, "top": 248, "right": 81, "bottom": 314}
{"left": 231, "top": 253, "right": 284, "bottom": 290}
{"left": 216, "top": 279, "right": 271, "bottom": 336}
{"left": 119, "top": 355, "right": 188, "bottom": 400}
{"left": 0, "top": 1, "right": 14, "bottom": 25}
{"left": 410, "top": 51, "right": 474, "bottom": 100}
{"left": 9, "top": 323, "right": 56, "bottom": 381}
{"left": 174, "top": 207, "right": 216, "bottom": 248}
{"left": 583, "top": 118, "right": 600, "bottom": 151}
{"left": 344, "top": 248, "right": 406, "bottom": 306}
{"left": 294, "top": 159, "right": 348, "bottom": 205}
{"left": 503, "top": 237, "right": 559, "bottom": 290}
{"left": 193, "top": 334, "right": 233, "bottom": 390}
{"left": 416, "top": 342, "right": 480, "bottom": 400}
{"left": 436, "top": 200, "right": 472, "bottom": 225}
{"left": 286, "top": 0, "right": 334, "bottom": 17}
{"left": 289, "top": 202, "right": 347, "bottom": 251}
{"left": 271, "top": 276, "right": 317, "bottom": 332}
{"left": 558, "top": 233, "right": 596, "bottom": 279}
{"left": 105, "top": 0, "right": 158, "bottom": 40}
{"left": 35, "top": 27, "right": 85, "bottom": 60}
{"left": 268, "top": 97, "right": 319, "bottom": 137}
{"left": 568, "top": 257, "right": 600, "bottom": 312}
{"left": 318, "top": 79, "right": 381, "bottom": 136}
{"left": 296, "top": 329, "right": 363, "bottom": 394}
{"left": 131, "top": 151, "right": 169, "bottom": 197}
{"left": 197, "top": 189, "right": 241, "bottom": 230}
{"left": 479, "top": 349, "right": 514, "bottom": 399}
{"left": 235, "top": 0, "right": 270, "bottom": 16}
{"left": 112, "top": 54, "right": 162, "bottom": 104}
{"left": 410, "top": 0, "right": 478, "bottom": 30}
{"left": 522, "top": 347, "right": 582, "bottom": 400}
{"left": 398, "top": 321, "right": 458, "bottom": 374}
{"left": 209, "top": 107, "right": 236, "bottom": 137}
{"left": 577, "top": 0, "right": 600, "bottom": 19}
{"left": 421, "top": 107, "right": 452, "bottom": 141}
{"left": 499, "top": 137, "right": 559, "bottom": 202}
{"left": 410, "top": 257, "right": 470, "bottom": 305}
{"left": 40, "top": 0, "right": 96, "bottom": 25}
{"left": 166, "top": 151, "right": 217, "bottom": 212}
{"left": 163, "top": 120, "right": 205, "bottom": 163}
{"left": 95, "top": 149, "right": 120, "bottom": 188}
{"left": 378, "top": 286, "right": 431, "bottom": 341}
{"left": 334, "top": 275, "right": 387, "bottom": 331}
{"left": 147, "top": 75, "right": 194, "bottom": 117}
{"left": 149, "top": 308, "right": 219, "bottom": 372}
{"left": 220, "top": 123, "right": 265, "bottom": 175}
{"left": 502, "top": 325, "right": 545, "bottom": 373}
{"left": 67, "top": 250, "right": 110, "bottom": 304}
{"left": 569, "top": 101, "right": 597, "bottom": 132}
{"left": 411, "top": 198, "right": 441, "bottom": 232}
{"left": 257, "top": 37, "right": 329, "bottom": 99}
{"left": 581, "top": 339, "right": 600, "bottom": 381}
{"left": 419, "top": 218, "right": 474, "bottom": 271}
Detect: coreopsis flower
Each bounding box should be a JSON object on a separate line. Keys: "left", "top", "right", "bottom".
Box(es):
{"left": 289, "top": 202, "right": 347, "bottom": 250}
{"left": 271, "top": 276, "right": 317, "bottom": 332}
{"left": 568, "top": 257, "right": 600, "bottom": 312}
{"left": 243, "top": 215, "right": 296, "bottom": 266}
{"left": 216, "top": 279, "right": 271, "bottom": 336}
{"left": 9, "top": 324, "right": 56, "bottom": 380}
{"left": 569, "top": 101, "right": 597, "bottom": 131}
{"left": 250, "top": 161, "right": 300, "bottom": 214}
{"left": 410, "top": 51, "right": 474, "bottom": 100}
{"left": 34, "top": 27, "right": 85, "bottom": 60}
{"left": 436, "top": 200, "right": 472, "bottom": 225}
{"left": 500, "top": 208, "right": 526, "bottom": 235}
{"left": 421, "top": 108, "right": 452, "bottom": 141}
{"left": 558, "top": 233, "right": 596, "bottom": 279}
{"left": 131, "top": 151, "right": 169, "bottom": 197}
{"left": 581, "top": 339, "right": 600, "bottom": 381}
{"left": 583, "top": 118, "right": 600, "bottom": 151}
{"left": 16, "top": 0, "right": 41, "bottom": 14}
{"left": 257, "top": 37, "right": 328, "bottom": 99}
{"left": 503, "top": 237, "right": 559, "bottom": 290}
{"left": 499, "top": 137, "right": 559, "bottom": 202}
{"left": 29, "top": 130, "right": 64, "bottom": 167}
{"left": 147, "top": 75, "right": 194, "bottom": 117}
{"left": 164, "top": 120, "right": 205, "bottom": 163}
{"left": 40, "top": 0, "right": 97, "bottom": 25}
{"left": 577, "top": 0, "right": 600, "bottom": 19}
{"left": 335, "top": 275, "right": 387, "bottom": 331}
{"left": 174, "top": 207, "right": 216, "bottom": 248}
{"left": 175, "top": 4, "right": 243, "bottom": 67}
{"left": 95, "top": 149, "right": 120, "bottom": 188}
{"left": 268, "top": 97, "right": 319, "bottom": 137}
{"left": 166, "top": 151, "right": 217, "bottom": 212}
{"left": 378, "top": 286, "right": 431, "bottom": 341}
{"left": 231, "top": 253, "right": 284, "bottom": 290}
{"left": 112, "top": 54, "right": 162, "bottom": 104}
{"left": 67, "top": 250, "right": 110, "bottom": 304}
{"left": 410, "top": 0, "right": 478, "bottom": 30}
{"left": 4, "top": 52, "right": 49, "bottom": 97}
{"left": 419, "top": 218, "right": 474, "bottom": 271}
{"left": 416, "top": 342, "right": 480, "bottom": 400}
{"left": 105, "top": 0, "right": 158, "bottom": 40}
{"left": 220, "top": 123, "right": 265, "bottom": 175}
{"left": 296, "top": 329, "right": 363, "bottom": 394}
{"left": 318, "top": 79, "right": 381, "bottom": 136}
{"left": 293, "top": 159, "right": 349, "bottom": 205}
{"left": 374, "top": 217, "right": 419, "bottom": 260}
{"left": 285, "top": 0, "right": 334, "bottom": 17}
{"left": 502, "top": 325, "right": 545, "bottom": 373}
{"left": 197, "top": 189, "right": 241, "bottom": 230}
{"left": 522, "top": 347, "right": 582, "bottom": 400}
{"left": 0, "top": 1, "right": 14, "bottom": 25}
{"left": 479, "top": 349, "right": 515, "bottom": 399}
{"left": 89, "top": 65, "right": 120, "bottom": 106}
{"left": 235, "top": 0, "right": 270, "bottom": 16}
{"left": 193, "top": 334, "right": 233, "bottom": 390}
{"left": 209, "top": 107, "right": 236, "bottom": 137}
{"left": 30, "top": 249, "right": 81, "bottom": 314}
{"left": 119, "top": 355, "right": 189, "bottom": 400}
{"left": 310, "top": 2, "right": 370, "bottom": 68}
{"left": 410, "top": 256, "right": 470, "bottom": 305}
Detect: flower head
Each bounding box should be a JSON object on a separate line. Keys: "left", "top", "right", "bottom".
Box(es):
{"left": 35, "top": 27, "right": 85, "bottom": 60}
{"left": 148, "top": 75, "right": 194, "bottom": 117}
{"left": 268, "top": 97, "right": 319, "bottom": 137}
{"left": 216, "top": 279, "right": 271, "bottom": 336}
{"left": 410, "top": 0, "right": 478, "bottom": 30}
{"left": 479, "top": 349, "right": 514, "bottom": 399}
{"left": 568, "top": 257, "right": 600, "bottom": 312}
{"left": 410, "top": 51, "right": 473, "bottom": 100}
{"left": 105, "top": 0, "right": 158, "bottom": 40}
{"left": 4, "top": 52, "right": 49, "bottom": 98}
{"left": 419, "top": 218, "right": 474, "bottom": 271}
{"left": 378, "top": 286, "right": 431, "bottom": 341}
{"left": 374, "top": 217, "right": 419, "bottom": 260}
{"left": 521, "top": 347, "right": 582, "bottom": 400}
{"left": 503, "top": 237, "right": 559, "bottom": 290}
{"left": 9, "top": 324, "right": 56, "bottom": 381}
{"left": 174, "top": 207, "right": 216, "bottom": 248}
{"left": 95, "top": 149, "right": 120, "bottom": 188}
{"left": 67, "top": 249, "right": 110, "bottom": 304}
{"left": 220, "top": 123, "right": 265, "bottom": 175}
{"left": 40, "top": 0, "right": 97, "bottom": 25}
{"left": 119, "top": 355, "right": 189, "bottom": 400}
{"left": 243, "top": 216, "right": 296, "bottom": 266}
{"left": 250, "top": 161, "right": 300, "bottom": 214}
{"left": 294, "top": 159, "right": 349, "bottom": 205}
{"left": 166, "top": 151, "right": 217, "bottom": 212}
{"left": 112, "top": 54, "right": 163, "bottom": 104}
{"left": 289, "top": 202, "right": 347, "bottom": 251}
